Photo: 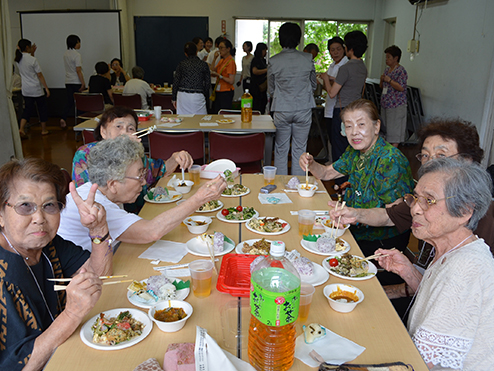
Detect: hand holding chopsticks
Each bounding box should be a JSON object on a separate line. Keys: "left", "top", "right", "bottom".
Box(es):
{"left": 53, "top": 279, "right": 134, "bottom": 291}
{"left": 358, "top": 253, "right": 389, "bottom": 262}
{"left": 330, "top": 201, "right": 346, "bottom": 238}
{"left": 133, "top": 125, "right": 157, "bottom": 138}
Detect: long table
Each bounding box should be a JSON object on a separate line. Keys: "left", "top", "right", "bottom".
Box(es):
{"left": 74, "top": 114, "right": 277, "bottom": 165}
{"left": 45, "top": 174, "right": 427, "bottom": 371}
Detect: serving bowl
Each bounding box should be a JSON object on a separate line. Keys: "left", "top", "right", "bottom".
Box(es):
{"left": 173, "top": 180, "right": 194, "bottom": 194}
{"left": 323, "top": 283, "right": 364, "bottom": 313}
{"left": 148, "top": 300, "right": 193, "bottom": 332}
{"left": 297, "top": 183, "right": 318, "bottom": 197}
{"left": 321, "top": 217, "right": 350, "bottom": 237}
{"left": 184, "top": 216, "right": 212, "bottom": 234}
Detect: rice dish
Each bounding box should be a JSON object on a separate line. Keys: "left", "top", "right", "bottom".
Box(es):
{"left": 287, "top": 177, "right": 301, "bottom": 189}
{"left": 317, "top": 237, "right": 336, "bottom": 253}
{"left": 292, "top": 256, "right": 314, "bottom": 276}
{"left": 147, "top": 275, "right": 172, "bottom": 293}
{"left": 213, "top": 231, "right": 224, "bottom": 253}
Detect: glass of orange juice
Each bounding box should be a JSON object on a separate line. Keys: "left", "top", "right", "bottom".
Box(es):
{"left": 263, "top": 166, "right": 277, "bottom": 186}
{"left": 189, "top": 164, "right": 201, "bottom": 185}
{"left": 298, "top": 210, "right": 316, "bottom": 236}
{"left": 189, "top": 260, "right": 214, "bottom": 298}
{"left": 298, "top": 283, "right": 315, "bottom": 322}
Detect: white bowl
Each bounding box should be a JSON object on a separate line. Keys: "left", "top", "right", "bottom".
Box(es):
{"left": 148, "top": 300, "right": 193, "bottom": 332}
{"left": 321, "top": 217, "right": 350, "bottom": 237}
{"left": 323, "top": 283, "right": 364, "bottom": 313}
{"left": 184, "top": 216, "right": 212, "bottom": 234}
{"left": 173, "top": 180, "right": 194, "bottom": 194}
{"left": 297, "top": 183, "right": 318, "bottom": 197}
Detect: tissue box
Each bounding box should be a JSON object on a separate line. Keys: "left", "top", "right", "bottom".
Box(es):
{"left": 200, "top": 165, "right": 240, "bottom": 179}
{"left": 163, "top": 343, "right": 195, "bottom": 371}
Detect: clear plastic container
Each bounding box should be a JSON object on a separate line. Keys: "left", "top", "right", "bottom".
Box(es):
{"left": 248, "top": 241, "right": 301, "bottom": 371}
{"left": 241, "top": 89, "right": 253, "bottom": 123}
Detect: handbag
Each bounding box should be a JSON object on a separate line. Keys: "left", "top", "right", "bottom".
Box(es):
{"left": 210, "top": 57, "right": 233, "bottom": 101}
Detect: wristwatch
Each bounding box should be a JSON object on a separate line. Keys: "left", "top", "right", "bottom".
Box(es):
{"left": 90, "top": 231, "right": 110, "bottom": 245}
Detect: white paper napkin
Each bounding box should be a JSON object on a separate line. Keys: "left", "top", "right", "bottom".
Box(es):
{"left": 178, "top": 114, "right": 195, "bottom": 117}
{"left": 200, "top": 122, "right": 219, "bottom": 127}
{"left": 258, "top": 192, "right": 293, "bottom": 204}
{"left": 138, "top": 240, "right": 188, "bottom": 263}
{"left": 294, "top": 327, "right": 365, "bottom": 367}
{"left": 157, "top": 123, "right": 181, "bottom": 128}
{"left": 195, "top": 327, "right": 255, "bottom": 371}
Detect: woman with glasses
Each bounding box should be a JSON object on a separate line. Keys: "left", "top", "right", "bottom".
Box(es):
{"left": 72, "top": 106, "right": 193, "bottom": 213}
{"left": 300, "top": 99, "right": 414, "bottom": 257}
{"left": 60, "top": 136, "right": 226, "bottom": 251}
{"left": 0, "top": 158, "right": 112, "bottom": 369}
{"left": 376, "top": 158, "right": 494, "bottom": 369}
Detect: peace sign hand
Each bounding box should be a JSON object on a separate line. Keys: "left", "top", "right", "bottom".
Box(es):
{"left": 69, "top": 182, "right": 108, "bottom": 235}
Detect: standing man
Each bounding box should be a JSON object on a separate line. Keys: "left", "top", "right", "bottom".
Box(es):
{"left": 268, "top": 22, "right": 316, "bottom": 175}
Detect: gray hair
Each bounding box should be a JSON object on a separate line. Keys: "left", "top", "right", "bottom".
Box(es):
{"left": 418, "top": 158, "right": 492, "bottom": 230}
{"left": 132, "top": 66, "right": 145, "bottom": 80}
{"left": 87, "top": 135, "right": 144, "bottom": 186}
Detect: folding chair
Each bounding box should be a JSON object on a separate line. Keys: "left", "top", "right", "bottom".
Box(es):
{"left": 151, "top": 94, "right": 175, "bottom": 113}
{"left": 149, "top": 131, "right": 205, "bottom": 164}
{"left": 113, "top": 94, "right": 142, "bottom": 109}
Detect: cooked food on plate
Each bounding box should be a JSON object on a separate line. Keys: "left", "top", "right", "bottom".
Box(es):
{"left": 91, "top": 311, "right": 145, "bottom": 345}
{"left": 154, "top": 307, "right": 187, "bottom": 322}
{"left": 327, "top": 253, "right": 373, "bottom": 278}
{"left": 222, "top": 184, "right": 249, "bottom": 196}
{"left": 242, "top": 238, "right": 271, "bottom": 255}
{"left": 221, "top": 206, "right": 256, "bottom": 220}
{"left": 285, "top": 249, "right": 314, "bottom": 277}
{"left": 329, "top": 286, "right": 359, "bottom": 303}
{"left": 127, "top": 275, "right": 178, "bottom": 302}
{"left": 198, "top": 200, "right": 221, "bottom": 212}
{"left": 185, "top": 218, "right": 208, "bottom": 226}
{"left": 147, "top": 186, "right": 180, "bottom": 201}
{"left": 317, "top": 236, "right": 346, "bottom": 253}
{"left": 199, "top": 231, "right": 225, "bottom": 253}
{"left": 248, "top": 217, "right": 287, "bottom": 233}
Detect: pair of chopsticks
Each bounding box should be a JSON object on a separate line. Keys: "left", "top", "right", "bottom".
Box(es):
{"left": 205, "top": 240, "right": 218, "bottom": 275}
{"left": 133, "top": 124, "right": 157, "bottom": 138}
{"left": 358, "top": 253, "right": 389, "bottom": 262}
{"left": 305, "top": 152, "right": 310, "bottom": 188}
{"left": 49, "top": 275, "right": 133, "bottom": 291}
{"left": 330, "top": 201, "right": 346, "bottom": 238}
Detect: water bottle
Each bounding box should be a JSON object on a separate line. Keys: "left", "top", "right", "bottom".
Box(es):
{"left": 248, "top": 241, "right": 301, "bottom": 371}
{"left": 241, "top": 89, "right": 253, "bottom": 123}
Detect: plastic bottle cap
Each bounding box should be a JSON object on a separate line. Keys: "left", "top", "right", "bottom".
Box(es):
{"left": 245, "top": 89, "right": 249, "bottom": 93}
{"left": 270, "top": 241, "right": 285, "bottom": 257}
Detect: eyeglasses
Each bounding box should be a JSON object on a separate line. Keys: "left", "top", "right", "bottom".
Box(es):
{"left": 403, "top": 193, "right": 455, "bottom": 211}
{"left": 5, "top": 201, "right": 64, "bottom": 216}
{"left": 125, "top": 168, "right": 147, "bottom": 182}
{"left": 415, "top": 152, "right": 467, "bottom": 163}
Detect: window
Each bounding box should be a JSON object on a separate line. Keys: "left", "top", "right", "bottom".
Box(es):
{"left": 235, "top": 19, "right": 369, "bottom": 73}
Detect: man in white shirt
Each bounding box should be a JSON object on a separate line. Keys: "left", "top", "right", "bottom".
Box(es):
{"left": 123, "top": 66, "right": 154, "bottom": 109}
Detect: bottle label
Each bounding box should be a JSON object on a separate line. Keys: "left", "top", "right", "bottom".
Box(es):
{"left": 250, "top": 269, "right": 300, "bottom": 326}
{"left": 241, "top": 98, "right": 253, "bottom": 108}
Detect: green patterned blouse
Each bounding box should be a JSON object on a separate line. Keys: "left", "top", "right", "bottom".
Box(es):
{"left": 333, "top": 136, "right": 414, "bottom": 241}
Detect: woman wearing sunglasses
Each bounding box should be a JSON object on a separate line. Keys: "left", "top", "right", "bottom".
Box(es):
{"left": 0, "top": 158, "right": 112, "bottom": 369}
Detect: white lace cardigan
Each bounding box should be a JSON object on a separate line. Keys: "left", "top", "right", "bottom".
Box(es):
{"left": 408, "top": 238, "right": 494, "bottom": 370}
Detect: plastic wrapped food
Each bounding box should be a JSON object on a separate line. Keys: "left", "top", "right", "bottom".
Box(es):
{"left": 287, "top": 177, "right": 301, "bottom": 189}
{"left": 213, "top": 231, "right": 224, "bottom": 253}
{"left": 317, "top": 237, "right": 336, "bottom": 253}
{"left": 147, "top": 275, "right": 172, "bottom": 293}
{"left": 157, "top": 283, "right": 177, "bottom": 300}
{"left": 292, "top": 256, "right": 314, "bottom": 276}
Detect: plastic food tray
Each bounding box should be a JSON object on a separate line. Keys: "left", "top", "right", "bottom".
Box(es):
{"left": 216, "top": 253, "right": 258, "bottom": 297}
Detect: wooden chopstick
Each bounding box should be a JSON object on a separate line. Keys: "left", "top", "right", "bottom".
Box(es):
{"left": 334, "top": 201, "right": 346, "bottom": 236}
{"left": 48, "top": 274, "right": 128, "bottom": 282}
{"left": 359, "top": 253, "right": 389, "bottom": 262}
{"left": 53, "top": 279, "right": 134, "bottom": 291}
{"left": 330, "top": 201, "right": 339, "bottom": 239}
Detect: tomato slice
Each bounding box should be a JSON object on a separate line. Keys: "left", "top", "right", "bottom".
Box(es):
{"left": 221, "top": 209, "right": 229, "bottom": 216}
{"left": 328, "top": 258, "right": 339, "bottom": 267}
{"left": 281, "top": 223, "right": 287, "bottom": 228}
{"left": 236, "top": 205, "right": 243, "bottom": 212}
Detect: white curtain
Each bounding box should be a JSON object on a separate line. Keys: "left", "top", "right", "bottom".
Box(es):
{"left": 0, "top": 0, "right": 22, "bottom": 160}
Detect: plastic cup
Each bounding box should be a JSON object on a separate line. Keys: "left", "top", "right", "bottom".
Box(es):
{"left": 298, "top": 210, "right": 316, "bottom": 236}
{"left": 298, "top": 282, "right": 315, "bottom": 322}
{"left": 163, "top": 82, "right": 169, "bottom": 88}
{"left": 263, "top": 166, "right": 277, "bottom": 186}
{"left": 189, "top": 260, "right": 214, "bottom": 298}
{"left": 189, "top": 164, "right": 201, "bottom": 185}
{"left": 154, "top": 106, "right": 162, "bottom": 120}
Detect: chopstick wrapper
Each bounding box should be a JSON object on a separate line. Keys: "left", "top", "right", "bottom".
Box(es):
{"left": 294, "top": 327, "right": 365, "bottom": 367}
{"left": 258, "top": 193, "right": 293, "bottom": 205}
{"left": 138, "top": 240, "right": 188, "bottom": 263}
{"left": 194, "top": 327, "right": 255, "bottom": 371}
{"left": 199, "top": 122, "right": 219, "bottom": 127}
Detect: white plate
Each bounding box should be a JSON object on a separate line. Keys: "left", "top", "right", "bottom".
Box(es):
{"left": 216, "top": 209, "right": 259, "bottom": 223}
{"left": 144, "top": 190, "right": 183, "bottom": 204}
{"left": 245, "top": 217, "right": 291, "bottom": 236}
{"left": 321, "top": 255, "right": 377, "bottom": 281}
{"left": 235, "top": 239, "right": 273, "bottom": 254}
{"left": 301, "top": 263, "right": 329, "bottom": 287}
{"left": 221, "top": 186, "right": 251, "bottom": 198}
{"left": 80, "top": 308, "right": 152, "bottom": 350}
{"left": 186, "top": 235, "right": 235, "bottom": 257}
{"left": 196, "top": 200, "right": 223, "bottom": 213}
{"left": 204, "top": 159, "right": 236, "bottom": 173}
{"left": 126, "top": 278, "right": 190, "bottom": 309}
{"left": 216, "top": 119, "right": 235, "bottom": 124}
{"left": 299, "top": 238, "right": 351, "bottom": 256}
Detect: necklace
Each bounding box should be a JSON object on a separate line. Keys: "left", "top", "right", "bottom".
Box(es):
{"left": 1, "top": 232, "right": 56, "bottom": 322}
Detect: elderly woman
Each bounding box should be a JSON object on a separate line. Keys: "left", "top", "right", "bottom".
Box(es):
{"left": 60, "top": 136, "right": 225, "bottom": 251}
{"left": 72, "top": 106, "right": 193, "bottom": 213}
{"left": 0, "top": 158, "right": 112, "bottom": 369}
{"left": 300, "top": 99, "right": 414, "bottom": 256}
{"left": 376, "top": 158, "right": 494, "bottom": 369}
{"left": 172, "top": 42, "right": 210, "bottom": 115}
